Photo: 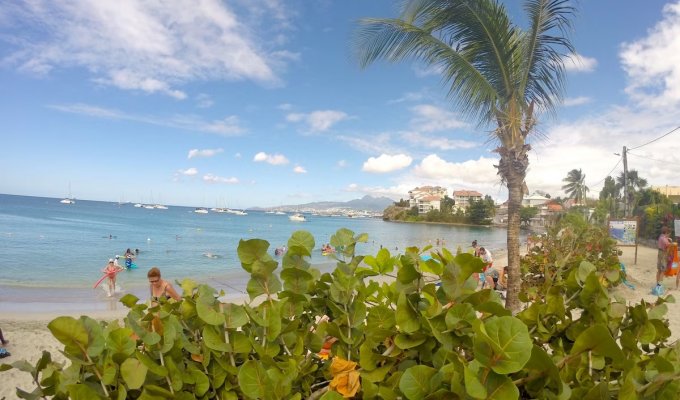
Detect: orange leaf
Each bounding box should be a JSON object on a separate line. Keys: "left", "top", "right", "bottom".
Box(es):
{"left": 329, "top": 370, "right": 361, "bottom": 398}
{"left": 330, "top": 357, "right": 357, "bottom": 375}
{"left": 191, "top": 353, "right": 204, "bottom": 363}
{"left": 151, "top": 315, "right": 164, "bottom": 336}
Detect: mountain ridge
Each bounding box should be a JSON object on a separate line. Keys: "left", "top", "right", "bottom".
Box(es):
{"left": 251, "top": 195, "right": 396, "bottom": 212}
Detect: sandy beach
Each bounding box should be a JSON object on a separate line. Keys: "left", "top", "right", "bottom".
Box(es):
{"left": 0, "top": 245, "right": 675, "bottom": 399}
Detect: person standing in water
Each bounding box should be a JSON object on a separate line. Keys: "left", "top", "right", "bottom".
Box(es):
{"left": 102, "top": 259, "right": 124, "bottom": 297}
{"left": 148, "top": 267, "right": 181, "bottom": 303}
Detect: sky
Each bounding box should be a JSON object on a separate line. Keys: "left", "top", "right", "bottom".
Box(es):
{"left": 1, "top": 0, "right": 680, "bottom": 209}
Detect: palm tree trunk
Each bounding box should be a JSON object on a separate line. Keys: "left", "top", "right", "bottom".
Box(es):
{"left": 505, "top": 168, "right": 524, "bottom": 313}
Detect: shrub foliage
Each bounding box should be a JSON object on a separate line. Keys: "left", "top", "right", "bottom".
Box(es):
{"left": 2, "top": 224, "right": 680, "bottom": 399}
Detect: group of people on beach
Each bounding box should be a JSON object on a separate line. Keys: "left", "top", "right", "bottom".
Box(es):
{"left": 470, "top": 239, "right": 507, "bottom": 292}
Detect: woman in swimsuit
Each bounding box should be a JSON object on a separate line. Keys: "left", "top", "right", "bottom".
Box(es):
{"left": 148, "top": 267, "right": 181, "bottom": 303}
{"left": 102, "top": 259, "right": 124, "bottom": 297}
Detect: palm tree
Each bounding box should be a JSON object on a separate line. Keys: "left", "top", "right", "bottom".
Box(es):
{"left": 562, "top": 169, "right": 589, "bottom": 205}
{"left": 616, "top": 170, "right": 648, "bottom": 215}
{"left": 354, "top": 0, "right": 575, "bottom": 311}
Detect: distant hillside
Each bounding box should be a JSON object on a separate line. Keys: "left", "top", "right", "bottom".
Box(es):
{"left": 253, "top": 195, "right": 396, "bottom": 212}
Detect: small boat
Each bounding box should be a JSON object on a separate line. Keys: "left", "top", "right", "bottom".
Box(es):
{"left": 60, "top": 183, "right": 75, "bottom": 204}
{"left": 227, "top": 209, "right": 248, "bottom": 216}
{"left": 289, "top": 213, "right": 306, "bottom": 222}
{"left": 275, "top": 211, "right": 286, "bottom": 215}
{"left": 194, "top": 208, "right": 209, "bottom": 214}
{"left": 154, "top": 204, "right": 168, "bottom": 210}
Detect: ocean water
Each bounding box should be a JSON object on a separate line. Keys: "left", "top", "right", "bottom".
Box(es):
{"left": 0, "top": 194, "right": 517, "bottom": 310}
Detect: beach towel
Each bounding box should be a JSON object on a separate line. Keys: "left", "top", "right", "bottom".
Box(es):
{"left": 665, "top": 243, "right": 679, "bottom": 277}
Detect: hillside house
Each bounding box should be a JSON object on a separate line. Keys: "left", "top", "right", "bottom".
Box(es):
{"left": 452, "top": 190, "right": 483, "bottom": 212}
{"left": 408, "top": 186, "right": 447, "bottom": 214}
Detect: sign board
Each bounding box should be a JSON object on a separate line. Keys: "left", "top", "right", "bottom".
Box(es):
{"left": 608, "top": 219, "right": 638, "bottom": 246}
{"left": 674, "top": 219, "right": 680, "bottom": 238}
{"left": 608, "top": 218, "right": 639, "bottom": 264}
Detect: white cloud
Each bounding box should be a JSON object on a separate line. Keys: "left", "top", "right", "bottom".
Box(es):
{"left": 177, "top": 167, "right": 198, "bottom": 176}
{"left": 49, "top": 103, "right": 246, "bottom": 136}
{"left": 286, "top": 110, "right": 349, "bottom": 132}
{"left": 337, "top": 160, "right": 347, "bottom": 168}
{"left": 2, "top": 1, "right": 292, "bottom": 97}
{"left": 345, "top": 183, "right": 403, "bottom": 200}
{"left": 362, "top": 154, "right": 413, "bottom": 173}
{"left": 413, "top": 154, "right": 499, "bottom": 184}
{"left": 188, "top": 148, "right": 223, "bottom": 159}
{"left": 335, "top": 133, "right": 400, "bottom": 155}
{"left": 277, "top": 103, "right": 293, "bottom": 111}
{"left": 196, "top": 93, "right": 214, "bottom": 108}
{"left": 203, "top": 174, "right": 239, "bottom": 184}
{"left": 413, "top": 63, "right": 444, "bottom": 77}
{"left": 620, "top": 1, "right": 680, "bottom": 108}
{"left": 293, "top": 165, "right": 307, "bottom": 174}
{"left": 401, "top": 131, "right": 478, "bottom": 150}
{"left": 563, "top": 53, "right": 598, "bottom": 73}
{"left": 410, "top": 104, "right": 467, "bottom": 132}
{"left": 563, "top": 96, "right": 592, "bottom": 107}
{"left": 253, "top": 151, "right": 289, "bottom": 165}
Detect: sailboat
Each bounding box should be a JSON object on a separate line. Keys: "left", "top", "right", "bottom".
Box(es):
{"left": 60, "top": 183, "right": 75, "bottom": 204}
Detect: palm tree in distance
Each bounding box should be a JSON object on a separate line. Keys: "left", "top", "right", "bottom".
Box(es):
{"left": 562, "top": 168, "right": 589, "bottom": 206}
{"left": 616, "top": 170, "right": 648, "bottom": 214}
{"left": 354, "top": 0, "right": 576, "bottom": 311}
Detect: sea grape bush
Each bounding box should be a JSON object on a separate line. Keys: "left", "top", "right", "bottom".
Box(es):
{"left": 2, "top": 226, "right": 680, "bottom": 399}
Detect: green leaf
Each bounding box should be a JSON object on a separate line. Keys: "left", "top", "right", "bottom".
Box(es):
{"left": 287, "top": 230, "right": 315, "bottom": 256}
{"left": 399, "top": 365, "right": 436, "bottom": 400}
{"left": 107, "top": 328, "right": 136, "bottom": 358}
{"left": 238, "top": 360, "right": 268, "bottom": 399}
{"left": 190, "top": 368, "right": 210, "bottom": 397}
{"left": 570, "top": 324, "right": 624, "bottom": 367}
{"left": 484, "top": 370, "right": 519, "bottom": 399}
{"left": 203, "top": 326, "right": 230, "bottom": 352}
{"left": 222, "top": 303, "right": 249, "bottom": 329}
{"left": 121, "top": 358, "right": 148, "bottom": 390}
{"left": 577, "top": 261, "right": 596, "bottom": 283}
{"left": 463, "top": 360, "right": 487, "bottom": 399}
{"left": 47, "top": 316, "right": 89, "bottom": 353}
{"left": 119, "top": 293, "right": 140, "bottom": 308}
{"left": 66, "top": 384, "right": 104, "bottom": 400}
{"left": 394, "top": 333, "right": 427, "bottom": 349}
{"left": 196, "top": 300, "right": 225, "bottom": 325}
{"left": 396, "top": 292, "right": 420, "bottom": 333}
{"left": 397, "top": 262, "right": 421, "bottom": 284}
{"left": 136, "top": 351, "right": 168, "bottom": 377}
{"left": 238, "top": 238, "right": 271, "bottom": 267}
{"left": 320, "top": 391, "right": 345, "bottom": 400}
{"left": 473, "top": 316, "right": 532, "bottom": 374}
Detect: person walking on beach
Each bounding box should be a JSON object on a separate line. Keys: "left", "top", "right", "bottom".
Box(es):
{"left": 0, "top": 328, "right": 8, "bottom": 346}
{"left": 102, "top": 259, "right": 124, "bottom": 297}
{"left": 656, "top": 226, "right": 672, "bottom": 293}
{"left": 148, "top": 267, "right": 181, "bottom": 303}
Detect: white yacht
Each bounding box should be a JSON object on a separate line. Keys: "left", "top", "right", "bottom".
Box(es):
{"left": 289, "top": 213, "right": 306, "bottom": 222}
{"left": 194, "top": 207, "right": 209, "bottom": 214}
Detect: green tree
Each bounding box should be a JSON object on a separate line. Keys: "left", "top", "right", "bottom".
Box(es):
{"left": 394, "top": 198, "right": 410, "bottom": 207}
{"left": 616, "top": 169, "right": 648, "bottom": 215}
{"left": 561, "top": 168, "right": 589, "bottom": 205}
{"left": 354, "top": 0, "right": 576, "bottom": 311}
{"left": 598, "top": 175, "right": 619, "bottom": 217}
{"left": 440, "top": 195, "right": 455, "bottom": 214}
{"left": 520, "top": 206, "right": 539, "bottom": 226}
{"left": 468, "top": 197, "right": 494, "bottom": 225}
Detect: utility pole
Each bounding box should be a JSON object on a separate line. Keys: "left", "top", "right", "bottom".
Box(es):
{"left": 622, "top": 146, "right": 629, "bottom": 217}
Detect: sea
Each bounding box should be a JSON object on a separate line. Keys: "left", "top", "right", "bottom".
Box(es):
{"left": 0, "top": 194, "right": 518, "bottom": 313}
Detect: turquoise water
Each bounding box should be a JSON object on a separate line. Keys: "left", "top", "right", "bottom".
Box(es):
{"left": 0, "top": 194, "right": 517, "bottom": 309}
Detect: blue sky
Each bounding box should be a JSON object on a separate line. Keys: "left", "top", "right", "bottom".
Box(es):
{"left": 2, "top": 0, "right": 679, "bottom": 208}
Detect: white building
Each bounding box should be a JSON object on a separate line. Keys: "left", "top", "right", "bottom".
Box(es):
{"left": 452, "top": 190, "right": 483, "bottom": 212}
{"left": 522, "top": 192, "right": 550, "bottom": 207}
{"left": 409, "top": 186, "right": 447, "bottom": 214}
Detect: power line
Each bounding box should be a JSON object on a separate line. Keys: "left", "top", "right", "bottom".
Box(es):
{"left": 588, "top": 156, "right": 622, "bottom": 188}
{"left": 626, "top": 150, "right": 669, "bottom": 164}
{"left": 628, "top": 125, "right": 680, "bottom": 150}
